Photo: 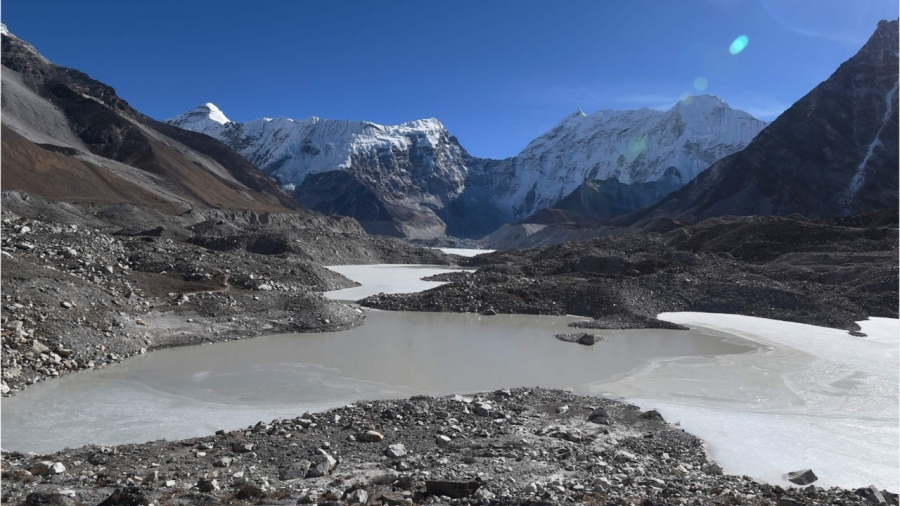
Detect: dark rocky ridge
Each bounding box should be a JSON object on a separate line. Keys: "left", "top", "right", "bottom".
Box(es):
{"left": 363, "top": 213, "right": 898, "bottom": 332}
{"left": 627, "top": 20, "right": 899, "bottom": 225}
{"left": 1, "top": 27, "right": 300, "bottom": 213}
{"left": 4, "top": 388, "right": 894, "bottom": 505}
{"left": 521, "top": 167, "right": 685, "bottom": 225}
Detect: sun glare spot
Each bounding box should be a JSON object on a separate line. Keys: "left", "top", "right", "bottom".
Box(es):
{"left": 680, "top": 93, "right": 694, "bottom": 105}
{"left": 693, "top": 76, "right": 709, "bottom": 91}
{"left": 729, "top": 35, "right": 749, "bottom": 55}
{"left": 626, "top": 135, "right": 648, "bottom": 163}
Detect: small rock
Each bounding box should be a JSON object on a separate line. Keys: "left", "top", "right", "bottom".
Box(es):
{"left": 703, "top": 462, "right": 724, "bottom": 475}
{"left": 30, "top": 461, "right": 54, "bottom": 477}
{"left": 213, "top": 456, "right": 233, "bottom": 468}
{"left": 785, "top": 468, "right": 818, "bottom": 485}
{"left": 197, "top": 478, "right": 220, "bottom": 492}
{"left": 577, "top": 333, "right": 597, "bottom": 345}
{"left": 556, "top": 405, "right": 569, "bottom": 414}
{"left": 640, "top": 409, "right": 665, "bottom": 421}
{"left": 856, "top": 485, "right": 887, "bottom": 505}
{"left": 384, "top": 443, "right": 407, "bottom": 459}
{"left": 306, "top": 453, "right": 337, "bottom": 477}
{"left": 587, "top": 406, "right": 610, "bottom": 424}
{"left": 32, "top": 341, "right": 51, "bottom": 354}
{"left": 357, "top": 430, "right": 384, "bottom": 442}
{"left": 232, "top": 442, "right": 254, "bottom": 453}
{"left": 425, "top": 480, "right": 481, "bottom": 498}
{"left": 280, "top": 461, "right": 312, "bottom": 480}
{"left": 346, "top": 489, "right": 369, "bottom": 504}
{"left": 60, "top": 301, "right": 73, "bottom": 309}
{"left": 23, "top": 491, "right": 72, "bottom": 506}
{"left": 436, "top": 435, "right": 452, "bottom": 445}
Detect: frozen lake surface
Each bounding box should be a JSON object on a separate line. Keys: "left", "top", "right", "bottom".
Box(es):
{"left": 436, "top": 248, "right": 495, "bottom": 257}
{"left": 2, "top": 256, "right": 896, "bottom": 491}
{"left": 323, "top": 264, "right": 474, "bottom": 301}
{"left": 594, "top": 313, "right": 899, "bottom": 491}
{"left": 0, "top": 311, "right": 748, "bottom": 455}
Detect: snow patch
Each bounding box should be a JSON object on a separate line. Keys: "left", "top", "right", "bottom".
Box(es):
{"left": 849, "top": 81, "right": 898, "bottom": 193}
{"left": 203, "top": 103, "right": 231, "bottom": 125}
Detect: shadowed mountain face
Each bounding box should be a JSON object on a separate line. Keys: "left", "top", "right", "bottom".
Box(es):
{"left": 522, "top": 167, "right": 685, "bottom": 225}
{"left": 629, "top": 20, "right": 899, "bottom": 225}
{"left": 1, "top": 25, "right": 301, "bottom": 215}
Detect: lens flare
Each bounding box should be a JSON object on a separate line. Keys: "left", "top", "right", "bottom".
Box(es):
{"left": 679, "top": 93, "right": 695, "bottom": 105}
{"left": 729, "top": 35, "right": 749, "bottom": 55}
{"left": 693, "top": 76, "right": 709, "bottom": 91}
{"left": 626, "top": 135, "right": 648, "bottom": 163}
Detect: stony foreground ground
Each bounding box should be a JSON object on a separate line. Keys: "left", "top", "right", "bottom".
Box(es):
{"left": 3, "top": 388, "right": 896, "bottom": 506}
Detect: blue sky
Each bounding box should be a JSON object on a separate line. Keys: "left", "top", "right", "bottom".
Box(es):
{"left": 3, "top": 0, "right": 896, "bottom": 158}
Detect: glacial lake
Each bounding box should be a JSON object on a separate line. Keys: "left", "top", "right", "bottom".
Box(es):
{"left": 1, "top": 254, "right": 897, "bottom": 491}
{"left": 0, "top": 310, "right": 749, "bottom": 454}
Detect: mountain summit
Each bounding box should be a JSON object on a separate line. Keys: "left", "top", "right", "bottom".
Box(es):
{"left": 169, "top": 96, "right": 764, "bottom": 238}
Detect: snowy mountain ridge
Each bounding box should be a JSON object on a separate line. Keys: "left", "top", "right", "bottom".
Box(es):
{"left": 167, "top": 96, "right": 766, "bottom": 237}
{"left": 505, "top": 94, "right": 766, "bottom": 216}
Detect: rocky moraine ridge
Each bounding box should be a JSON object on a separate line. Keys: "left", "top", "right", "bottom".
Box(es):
{"left": 362, "top": 211, "right": 899, "bottom": 333}
{"left": 0, "top": 191, "right": 453, "bottom": 397}
{"left": 4, "top": 388, "right": 896, "bottom": 506}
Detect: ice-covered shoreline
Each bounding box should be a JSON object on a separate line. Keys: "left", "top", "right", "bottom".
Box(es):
{"left": 594, "top": 312, "right": 899, "bottom": 490}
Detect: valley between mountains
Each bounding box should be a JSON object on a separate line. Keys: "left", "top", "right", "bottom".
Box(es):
{"left": 0, "top": 17, "right": 898, "bottom": 506}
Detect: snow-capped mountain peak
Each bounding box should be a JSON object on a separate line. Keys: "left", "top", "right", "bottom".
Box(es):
{"left": 167, "top": 103, "right": 232, "bottom": 131}
{"left": 203, "top": 103, "right": 231, "bottom": 125}
{"left": 167, "top": 96, "right": 766, "bottom": 238}
{"left": 0, "top": 23, "right": 10, "bottom": 36}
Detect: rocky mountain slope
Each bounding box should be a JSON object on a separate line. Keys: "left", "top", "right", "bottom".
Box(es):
{"left": 627, "top": 20, "right": 899, "bottom": 225}
{"left": 521, "top": 167, "right": 686, "bottom": 225}
{"left": 168, "top": 97, "right": 765, "bottom": 239}
{"left": 0, "top": 25, "right": 301, "bottom": 215}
